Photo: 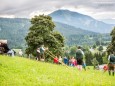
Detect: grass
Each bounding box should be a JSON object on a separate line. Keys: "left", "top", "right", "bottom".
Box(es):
{"left": 0, "top": 55, "right": 114, "bottom": 86}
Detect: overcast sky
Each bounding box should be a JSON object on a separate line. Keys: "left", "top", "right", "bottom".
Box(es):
{"left": 0, "top": 0, "right": 115, "bottom": 19}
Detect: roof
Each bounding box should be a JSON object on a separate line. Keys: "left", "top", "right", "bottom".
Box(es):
{"left": 0, "top": 40, "right": 7, "bottom": 44}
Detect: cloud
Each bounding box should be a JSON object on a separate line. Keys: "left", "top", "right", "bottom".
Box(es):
{"left": 0, "top": 0, "right": 115, "bottom": 19}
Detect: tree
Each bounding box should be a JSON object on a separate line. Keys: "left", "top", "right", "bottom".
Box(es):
{"left": 91, "top": 58, "right": 99, "bottom": 69}
{"left": 92, "top": 44, "right": 96, "bottom": 49}
{"left": 98, "top": 45, "right": 103, "bottom": 51}
{"left": 25, "top": 15, "right": 64, "bottom": 58}
{"left": 69, "top": 46, "right": 77, "bottom": 57}
{"left": 107, "top": 27, "right": 115, "bottom": 53}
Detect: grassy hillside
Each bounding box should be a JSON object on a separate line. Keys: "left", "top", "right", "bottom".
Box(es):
{"left": 0, "top": 55, "right": 114, "bottom": 86}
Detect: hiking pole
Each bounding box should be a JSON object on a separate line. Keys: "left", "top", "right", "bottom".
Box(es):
{"left": 45, "top": 50, "right": 69, "bottom": 68}
{"left": 45, "top": 50, "right": 55, "bottom": 59}
{"left": 46, "top": 50, "right": 56, "bottom": 57}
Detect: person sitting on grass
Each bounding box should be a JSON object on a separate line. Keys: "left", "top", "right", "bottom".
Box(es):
{"left": 63, "top": 56, "right": 68, "bottom": 65}
{"left": 54, "top": 56, "right": 59, "bottom": 64}
{"left": 103, "top": 64, "right": 108, "bottom": 73}
{"left": 59, "top": 56, "right": 62, "bottom": 64}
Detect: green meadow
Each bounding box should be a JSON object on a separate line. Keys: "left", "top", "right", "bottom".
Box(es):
{"left": 0, "top": 55, "right": 114, "bottom": 86}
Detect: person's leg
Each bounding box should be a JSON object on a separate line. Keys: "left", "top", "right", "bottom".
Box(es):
{"left": 112, "top": 65, "right": 114, "bottom": 76}
{"left": 112, "top": 71, "right": 114, "bottom": 76}
{"left": 108, "top": 70, "right": 111, "bottom": 75}
{"left": 80, "top": 65, "right": 82, "bottom": 70}
{"left": 108, "top": 64, "right": 111, "bottom": 75}
{"left": 38, "top": 53, "right": 41, "bottom": 61}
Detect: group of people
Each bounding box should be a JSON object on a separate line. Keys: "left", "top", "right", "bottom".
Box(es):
{"left": 53, "top": 46, "right": 86, "bottom": 70}
{"left": 36, "top": 45, "right": 115, "bottom": 74}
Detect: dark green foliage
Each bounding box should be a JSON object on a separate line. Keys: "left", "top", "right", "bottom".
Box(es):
{"left": 69, "top": 46, "right": 77, "bottom": 57}
{"left": 107, "top": 27, "right": 115, "bottom": 53}
{"left": 92, "top": 44, "right": 96, "bottom": 49}
{"left": 25, "top": 15, "right": 64, "bottom": 57}
{"left": 98, "top": 45, "right": 103, "bottom": 51}
{"left": 85, "top": 51, "right": 93, "bottom": 65}
{"left": 0, "top": 18, "right": 111, "bottom": 49}
{"left": 0, "top": 18, "right": 30, "bottom": 49}
{"left": 91, "top": 58, "right": 99, "bottom": 69}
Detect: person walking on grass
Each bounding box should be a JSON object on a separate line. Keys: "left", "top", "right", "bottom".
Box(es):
{"left": 108, "top": 52, "right": 115, "bottom": 76}
{"left": 36, "top": 48, "right": 41, "bottom": 61}
{"left": 54, "top": 56, "right": 59, "bottom": 64}
{"left": 76, "top": 46, "right": 84, "bottom": 70}
{"left": 39, "top": 45, "right": 48, "bottom": 61}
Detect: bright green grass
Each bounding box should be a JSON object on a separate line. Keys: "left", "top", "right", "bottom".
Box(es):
{"left": 0, "top": 55, "right": 114, "bottom": 86}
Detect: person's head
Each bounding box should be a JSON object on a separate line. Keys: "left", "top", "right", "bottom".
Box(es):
{"left": 41, "top": 45, "right": 44, "bottom": 47}
{"left": 78, "top": 46, "right": 81, "bottom": 49}
{"left": 59, "top": 56, "right": 61, "bottom": 58}
{"left": 110, "top": 51, "right": 114, "bottom": 55}
{"left": 72, "top": 57, "right": 74, "bottom": 59}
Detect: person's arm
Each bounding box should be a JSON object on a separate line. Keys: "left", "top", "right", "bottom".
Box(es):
{"left": 108, "top": 55, "right": 110, "bottom": 61}
{"left": 41, "top": 47, "right": 45, "bottom": 51}
{"left": 81, "top": 50, "right": 84, "bottom": 56}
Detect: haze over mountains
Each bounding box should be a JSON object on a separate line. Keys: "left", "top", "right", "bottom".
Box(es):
{"left": 0, "top": 9, "right": 112, "bottom": 48}
{"left": 50, "top": 10, "right": 114, "bottom": 33}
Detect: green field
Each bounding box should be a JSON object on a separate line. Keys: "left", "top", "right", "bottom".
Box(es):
{"left": 0, "top": 55, "right": 114, "bottom": 86}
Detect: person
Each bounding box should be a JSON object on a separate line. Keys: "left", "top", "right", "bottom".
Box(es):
{"left": 63, "top": 56, "right": 68, "bottom": 65}
{"left": 103, "top": 64, "right": 108, "bottom": 73}
{"left": 53, "top": 56, "right": 59, "bottom": 64}
{"left": 7, "top": 49, "right": 15, "bottom": 57}
{"left": 59, "top": 56, "right": 62, "bottom": 64}
{"left": 40, "top": 45, "right": 48, "bottom": 61}
{"left": 36, "top": 48, "right": 41, "bottom": 61}
{"left": 76, "top": 46, "right": 84, "bottom": 70}
{"left": 69, "top": 57, "right": 77, "bottom": 67}
{"left": 108, "top": 52, "right": 115, "bottom": 76}
{"left": 18, "top": 49, "right": 23, "bottom": 57}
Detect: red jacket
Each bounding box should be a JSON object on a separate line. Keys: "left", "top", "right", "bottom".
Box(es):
{"left": 54, "top": 57, "right": 59, "bottom": 64}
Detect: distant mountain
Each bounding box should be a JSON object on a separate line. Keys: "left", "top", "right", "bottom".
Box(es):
{"left": 0, "top": 16, "right": 111, "bottom": 48}
{"left": 49, "top": 10, "right": 114, "bottom": 33}
{"left": 55, "top": 22, "right": 98, "bottom": 36}
{"left": 100, "top": 19, "right": 115, "bottom": 24}
{"left": 0, "top": 18, "right": 30, "bottom": 48}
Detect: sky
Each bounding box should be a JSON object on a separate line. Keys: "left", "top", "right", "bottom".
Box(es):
{"left": 0, "top": 0, "right": 115, "bottom": 20}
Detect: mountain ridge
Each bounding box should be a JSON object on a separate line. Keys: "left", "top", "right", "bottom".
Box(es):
{"left": 49, "top": 9, "right": 114, "bottom": 33}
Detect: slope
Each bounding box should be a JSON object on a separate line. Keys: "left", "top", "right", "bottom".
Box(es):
{"left": 0, "top": 55, "right": 114, "bottom": 86}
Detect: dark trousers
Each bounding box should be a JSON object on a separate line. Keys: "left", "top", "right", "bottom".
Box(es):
{"left": 108, "top": 63, "right": 115, "bottom": 76}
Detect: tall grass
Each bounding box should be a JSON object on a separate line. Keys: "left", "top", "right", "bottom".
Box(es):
{"left": 0, "top": 55, "right": 114, "bottom": 86}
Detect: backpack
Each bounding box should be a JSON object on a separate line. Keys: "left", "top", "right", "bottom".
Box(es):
{"left": 110, "top": 55, "right": 115, "bottom": 63}
{"left": 40, "top": 47, "right": 44, "bottom": 54}
{"left": 76, "top": 49, "right": 83, "bottom": 59}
